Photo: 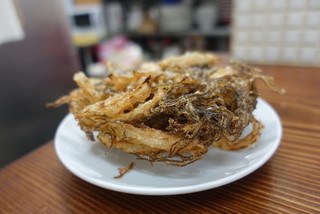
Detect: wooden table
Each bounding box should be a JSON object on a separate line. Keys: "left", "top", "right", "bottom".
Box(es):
{"left": 1, "top": 64, "right": 319, "bottom": 213}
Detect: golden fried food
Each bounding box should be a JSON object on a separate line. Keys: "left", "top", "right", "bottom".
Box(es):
{"left": 113, "top": 162, "right": 134, "bottom": 179}
{"left": 49, "top": 52, "right": 284, "bottom": 166}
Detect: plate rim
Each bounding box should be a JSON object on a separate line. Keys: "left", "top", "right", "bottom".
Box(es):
{"left": 54, "top": 97, "right": 282, "bottom": 195}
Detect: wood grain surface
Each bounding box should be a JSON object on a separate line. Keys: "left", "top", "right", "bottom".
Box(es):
{"left": 0, "top": 64, "right": 319, "bottom": 213}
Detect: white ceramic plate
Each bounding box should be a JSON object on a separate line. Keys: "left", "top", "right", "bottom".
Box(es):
{"left": 55, "top": 98, "right": 282, "bottom": 195}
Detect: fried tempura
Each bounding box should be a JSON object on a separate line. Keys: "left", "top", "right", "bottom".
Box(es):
{"left": 49, "top": 52, "right": 284, "bottom": 166}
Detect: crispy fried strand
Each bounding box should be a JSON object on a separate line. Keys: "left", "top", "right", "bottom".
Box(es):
{"left": 48, "top": 52, "right": 284, "bottom": 166}
{"left": 113, "top": 162, "right": 134, "bottom": 179}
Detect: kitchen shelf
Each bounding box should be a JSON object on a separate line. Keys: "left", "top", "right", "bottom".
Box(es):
{"left": 123, "top": 27, "right": 230, "bottom": 38}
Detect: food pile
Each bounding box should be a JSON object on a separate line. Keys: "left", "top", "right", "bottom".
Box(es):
{"left": 49, "top": 52, "right": 284, "bottom": 166}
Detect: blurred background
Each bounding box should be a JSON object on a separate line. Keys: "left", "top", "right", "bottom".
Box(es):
{"left": 66, "top": 0, "right": 232, "bottom": 75}
{"left": 0, "top": 0, "right": 319, "bottom": 168}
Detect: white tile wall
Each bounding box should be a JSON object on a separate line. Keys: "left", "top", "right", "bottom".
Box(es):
{"left": 270, "top": 0, "right": 287, "bottom": 11}
{"left": 308, "top": 0, "right": 320, "bottom": 10}
{"left": 251, "top": 32, "right": 264, "bottom": 44}
{"left": 248, "top": 47, "right": 264, "bottom": 61}
{"left": 268, "top": 14, "right": 285, "bottom": 29}
{"left": 283, "top": 30, "right": 301, "bottom": 45}
{"left": 255, "top": 1, "right": 268, "bottom": 12}
{"left": 232, "top": 0, "right": 320, "bottom": 67}
{"left": 265, "top": 47, "right": 281, "bottom": 62}
{"left": 305, "top": 13, "right": 320, "bottom": 28}
{"left": 300, "top": 48, "right": 318, "bottom": 62}
{"left": 266, "top": 31, "right": 282, "bottom": 45}
{"left": 235, "top": 15, "right": 251, "bottom": 29}
{"left": 237, "top": 0, "right": 251, "bottom": 13}
{"left": 286, "top": 13, "right": 304, "bottom": 29}
{"left": 233, "top": 47, "right": 247, "bottom": 60}
{"left": 282, "top": 47, "right": 298, "bottom": 61}
{"left": 301, "top": 31, "right": 319, "bottom": 46}
{"left": 289, "top": 0, "right": 306, "bottom": 10}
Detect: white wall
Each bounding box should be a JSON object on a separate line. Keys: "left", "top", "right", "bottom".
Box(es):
{"left": 231, "top": 0, "right": 320, "bottom": 66}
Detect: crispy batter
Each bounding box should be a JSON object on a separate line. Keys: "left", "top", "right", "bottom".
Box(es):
{"left": 49, "top": 52, "right": 284, "bottom": 166}
{"left": 113, "top": 162, "right": 134, "bottom": 179}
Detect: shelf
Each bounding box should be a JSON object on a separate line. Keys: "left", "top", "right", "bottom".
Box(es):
{"left": 123, "top": 27, "right": 231, "bottom": 38}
